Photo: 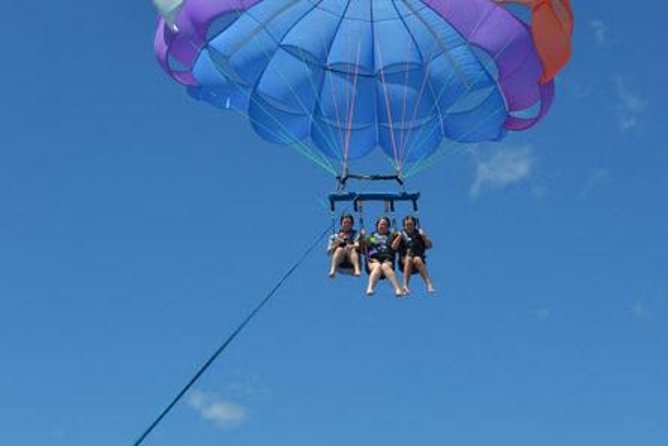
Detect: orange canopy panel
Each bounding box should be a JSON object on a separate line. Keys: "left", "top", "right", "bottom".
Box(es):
{"left": 497, "top": 0, "right": 574, "bottom": 83}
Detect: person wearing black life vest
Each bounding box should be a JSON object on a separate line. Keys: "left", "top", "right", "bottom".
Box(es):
{"left": 365, "top": 216, "right": 404, "bottom": 297}
{"left": 327, "top": 213, "right": 362, "bottom": 277}
{"left": 396, "top": 215, "right": 436, "bottom": 294}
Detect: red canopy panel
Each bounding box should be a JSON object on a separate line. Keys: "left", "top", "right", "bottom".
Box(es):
{"left": 497, "top": 0, "right": 574, "bottom": 83}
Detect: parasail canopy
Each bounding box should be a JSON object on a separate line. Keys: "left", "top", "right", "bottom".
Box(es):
{"left": 155, "top": 0, "right": 574, "bottom": 177}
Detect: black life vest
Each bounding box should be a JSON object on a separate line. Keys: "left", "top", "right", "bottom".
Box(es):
{"left": 400, "top": 230, "right": 426, "bottom": 257}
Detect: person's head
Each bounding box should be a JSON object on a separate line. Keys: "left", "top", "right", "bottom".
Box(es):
{"left": 403, "top": 215, "right": 417, "bottom": 233}
{"left": 375, "top": 216, "right": 391, "bottom": 234}
{"left": 340, "top": 214, "right": 354, "bottom": 231}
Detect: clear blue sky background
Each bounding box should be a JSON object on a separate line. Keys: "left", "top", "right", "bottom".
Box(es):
{"left": 1, "top": 1, "right": 667, "bottom": 445}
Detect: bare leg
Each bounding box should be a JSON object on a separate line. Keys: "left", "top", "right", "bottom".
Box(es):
{"left": 381, "top": 262, "right": 404, "bottom": 297}
{"left": 402, "top": 256, "right": 413, "bottom": 294}
{"left": 329, "top": 247, "right": 345, "bottom": 277}
{"left": 366, "top": 261, "right": 382, "bottom": 295}
{"left": 413, "top": 257, "right": 436, "bottom": 293}
{"left": 347, "top": 248, "right": 361, "bottom": 276}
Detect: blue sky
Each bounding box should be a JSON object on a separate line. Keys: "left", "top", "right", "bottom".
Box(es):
{"left": 1, "top": 1, "right": 667, "bottom": 445}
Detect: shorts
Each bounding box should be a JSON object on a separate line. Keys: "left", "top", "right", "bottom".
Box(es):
{"left": 398, "top": 254, "right": 426, "bottom": 274}
{"left": 366, "top": 255, "right": 395, "bottom": 279}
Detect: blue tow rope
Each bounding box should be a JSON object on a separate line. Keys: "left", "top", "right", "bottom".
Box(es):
{"left": 131, "top": 223, "right": 333, "bottom": 446}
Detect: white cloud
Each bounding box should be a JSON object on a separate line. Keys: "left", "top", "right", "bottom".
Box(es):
{"left": 631, "top": 302, "right": 655, "bottom": 321}
{"left": 470, "top": 145, "right": 535, "bottom": 197}
{"left": 615, "top": 77, "right": 648, "bottom": 131}
{"left": 590, "top": 19, "right": 609, "bottom": 47}
{"left": 189, "top": 391, "right": 248, "bottom": 429}
{"left": 579, "top": 168, "right": 612, "bottom": 199}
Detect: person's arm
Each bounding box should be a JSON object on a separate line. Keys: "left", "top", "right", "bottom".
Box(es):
{"left": 358, "top": 232, "right": 370, "bottom": 251}
{"left": 353, "top": 231, "right": 362, "bottom": 250}
{"left": 327, "top": 234, "right": 341, "bottom": 255}
{"left": 419, "top": 228, "right": 433, "bottom": 249}
{"left": 391, "top": 232, "right": 403, "bottom": 251}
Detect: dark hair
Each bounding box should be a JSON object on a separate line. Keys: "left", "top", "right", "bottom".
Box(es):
{"left": 375, "top": 216, "right": 391, "bottom": 229}
{"left": 403, "top": 215, "right": 417, "bottom": 226}
{"left": 340, "top": 213, "right": 355, "bottom": 226}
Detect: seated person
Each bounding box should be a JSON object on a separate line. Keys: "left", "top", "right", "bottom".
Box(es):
{"left": 365, "top": 216, "right": 404, "bottom": 297}
{"left": 327, "top": 213, "right": 361, "bottom": 277}
{"left": 395, "top": 215, "right": 436, "bottom": 294}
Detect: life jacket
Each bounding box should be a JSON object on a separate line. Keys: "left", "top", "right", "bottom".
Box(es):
{"left": 339, "top": 229, "right": 358, "bottom": 245}
{"left": 399, "top": 230, "right": 426, "bottom": 258}
{"left": 331, "top": 229, "right": 358, "bottom": 246}
{"left": 366, "top": 232, "right": 395, "bottom": 262}
{"left": 329, "top": 229, "right": 359, "bottom": 252}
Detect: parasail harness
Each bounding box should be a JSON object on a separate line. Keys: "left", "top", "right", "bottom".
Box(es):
{"left": 328, "top": 171, "right": 421, "bottom": 234}
{"left": 328, "top": 171, "right": 421, "bottom": 274}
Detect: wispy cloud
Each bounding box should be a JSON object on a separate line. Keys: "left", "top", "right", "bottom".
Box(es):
{"left": 631, "top": 301, "right": 655, "bottom": 321}
{"left": 532, "top": 307, "right": 552, "bottom": 322}
{"left": 590, "top": 19, "right": 609, "bottom": 47}
{"left": 51, "top": 426, "right": 66, "bottom": 440}
{"left": 571, "top": 80, "right": 592, "bottom": 99}
{"left": 579, "top": 168, "right": 612, "bottom": 199}
{"left": 470, "top": 145, "right": 535, "bottom": 197}
{"left": 189, "top": 391, "right": 248, "bottom": 429}
{"left": 225, "top": 379, "right": 268, "bottom": 398}
{"left": 614, "top": 77, "right": 648, "bottom": 131}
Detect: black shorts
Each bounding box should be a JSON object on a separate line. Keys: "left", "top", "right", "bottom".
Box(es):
{"left": 399, "top": 254, "right": 426, "bottom": 274}
{"left": 337, "top": 259, "right": 355, "bottom": 274}
{"left": 366, "top": 255, "right": 395, "bottom": 278}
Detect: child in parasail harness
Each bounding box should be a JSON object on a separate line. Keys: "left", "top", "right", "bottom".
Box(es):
{"left": 396, "top": 215, "right": 436, "bottom": 294}
{"left": 327, "top": 213, "right": 361, "bottom": 277}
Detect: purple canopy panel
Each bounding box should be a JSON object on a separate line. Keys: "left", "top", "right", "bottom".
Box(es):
{"left": 423, "top": 0, "right": 552, "bottom": 129}
{"left": 505, "top": 80, "right": 555, "bottom": 131}
{"left": 155, "top": 0, "right": 262, "bottom": 86}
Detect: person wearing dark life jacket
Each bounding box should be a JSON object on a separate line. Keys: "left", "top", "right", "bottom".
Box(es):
{"left": 365, "top": 216, "right": 404, "bottom": 297}
{"left": 396, "top": 215, "right": 436, "bottom": 294}
{"left": 327, "top": 213, "right": 362, "bottom": 277}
